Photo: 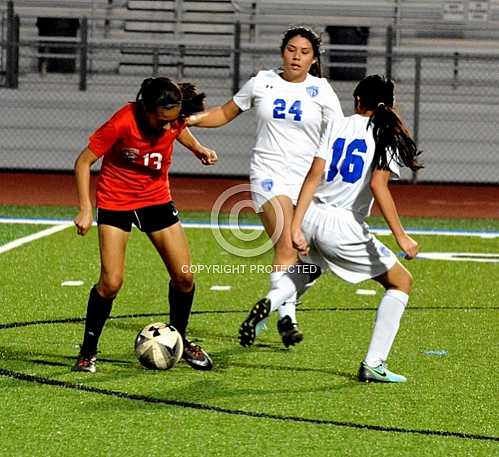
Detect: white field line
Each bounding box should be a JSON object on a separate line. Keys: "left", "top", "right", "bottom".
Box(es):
{"left": 0, "top": 217, "right": 498, "bottom": 238}
{"left": 145, "top": 222, "right": 499, "bottom": 238}
{"left": 0, "top": 223, "right": 71, "bottom": 254}
{"left": 0, "top": 217, "right": 78, "bottom": 225}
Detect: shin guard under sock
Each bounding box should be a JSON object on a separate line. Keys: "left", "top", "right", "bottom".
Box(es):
{"left": 168, "top": 282, "right": 194, "bottom": 339}
{"left": 81, "top": 285, "right": 114, "bottom": 354}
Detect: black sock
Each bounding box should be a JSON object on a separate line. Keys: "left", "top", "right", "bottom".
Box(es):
{"left": 168, "top": 281, "right": 194, "bottom": 340}
{"left": 81, "top": 285, "right": 114, "bottom": 354}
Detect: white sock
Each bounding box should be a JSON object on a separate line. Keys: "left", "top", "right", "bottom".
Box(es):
{"left": 266, "top": 271, "right": 296, "bottom": 313}
{"left": 278, "top": 265, "right": 321, "bottom": 324}
{"left": 278, "top": 293, "right": 297, "bottom": 323}
{"left": 364, "top": 289, "right": 409, "bottom": 367}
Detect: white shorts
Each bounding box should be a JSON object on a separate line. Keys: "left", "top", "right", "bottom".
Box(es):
{"left": 250, "top": 175, "right": 301, "bottom": 213}
{"left": 300, "top": 203, "right": 398, "bottom": 284}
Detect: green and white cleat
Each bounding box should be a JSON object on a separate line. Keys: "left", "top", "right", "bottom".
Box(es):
{"left": 358, "top": 361, "right": 407, "bottom": 383}
{"left": 255, "top": 317, "right": 269, "bottom": 336}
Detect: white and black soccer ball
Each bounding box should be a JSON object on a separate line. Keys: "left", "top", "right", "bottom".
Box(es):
{"left": 134, "top": 322, "right": 184, "bottom": 370}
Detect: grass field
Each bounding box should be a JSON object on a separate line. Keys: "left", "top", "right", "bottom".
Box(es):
{"left": 0, "top": 204, "right": 498, "bottom": 456}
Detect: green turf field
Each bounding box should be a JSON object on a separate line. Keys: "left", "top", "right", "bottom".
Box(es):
{"left": 0, "top": 205, "right": 498, "bottom": 456}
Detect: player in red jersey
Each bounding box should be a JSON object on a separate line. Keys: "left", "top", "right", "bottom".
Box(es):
{"left": 72, "top": 77, "right": 218, "bottom": 373}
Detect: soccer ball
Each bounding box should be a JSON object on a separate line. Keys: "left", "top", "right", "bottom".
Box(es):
{"left": 134, "top": 322, "right": 184, "bottom": 370}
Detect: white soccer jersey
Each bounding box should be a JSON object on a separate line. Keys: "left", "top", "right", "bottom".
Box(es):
{"left": 313, "top": 114, "right": 400, "bottom": 218}
{"left": 233, "top": 69, "right": 343, "bottom": 186}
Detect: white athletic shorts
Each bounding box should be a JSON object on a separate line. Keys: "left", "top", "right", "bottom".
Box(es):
{"left": 299, "top": 203, "right": 398, "bottom": 284}
{"left": 250, "top": 175, "right": 301, "bottom": 213}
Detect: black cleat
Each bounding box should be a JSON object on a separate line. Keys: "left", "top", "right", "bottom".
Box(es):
{"left": 239, "top": 298, "right": 271, "bottom": 347}
{"left": 277, "top": 315, "right": 304, "bottom": 348}
{"left": 182, "top": 339, "right": 213, "bottom": 371}
{"left": 72, "top": 352, "right": 97, "bottom": 373}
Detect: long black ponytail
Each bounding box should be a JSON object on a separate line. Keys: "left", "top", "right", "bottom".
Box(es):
{"left": 354, "top": 75, "right": 423, "bottom": 171}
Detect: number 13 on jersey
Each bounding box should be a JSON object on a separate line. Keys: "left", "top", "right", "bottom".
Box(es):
{"left": 143, "top": 152, "right": 162, "bottom": 170}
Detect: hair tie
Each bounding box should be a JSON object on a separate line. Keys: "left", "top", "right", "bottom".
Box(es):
{"left": 377, "top": 102, "right": 385, "bottom": 107}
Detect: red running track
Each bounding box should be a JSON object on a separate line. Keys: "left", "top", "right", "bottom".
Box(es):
{"left": 1, "top": 173, "right": 498, "bottom": 219}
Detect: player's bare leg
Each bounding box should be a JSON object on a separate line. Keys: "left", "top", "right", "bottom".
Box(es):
{"left": 149, "top": 222, "right": 213, "bottom": 370}
{"left": 73, "top": 225, "right": 128, "bottom": 373}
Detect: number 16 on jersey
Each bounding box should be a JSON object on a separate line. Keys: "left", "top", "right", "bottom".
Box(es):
{"left": 327, "top": 138, "right": 367, "bottom": 184}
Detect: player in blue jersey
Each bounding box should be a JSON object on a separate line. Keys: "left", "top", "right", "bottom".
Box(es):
{"left": 254, "top": 74, "right": 423, "bottom": 382}
{"left": 188, "top": 26, "right": 343, "bottom": 347}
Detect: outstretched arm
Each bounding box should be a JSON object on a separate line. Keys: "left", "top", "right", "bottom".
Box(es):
{"left": 187, "top": 100, "right": 242, "bottom": 128}
{"left": 291, "top": 157, "right": 326, "bottom": 255}
{"left": 177, "top": 127, "right": 218, "bottom": 165}
{"left": 74, "top": 147, "right": 99, "bottom": 236}
{"left": 370, "top": 169, "right": 419, "bottom": 259}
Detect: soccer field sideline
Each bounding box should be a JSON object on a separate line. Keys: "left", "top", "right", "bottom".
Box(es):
{"left": 1, "top": 216, "right": 497, "bottom": 266}
{"left": 1, "top": 216, "right": 498, "bottom": 238}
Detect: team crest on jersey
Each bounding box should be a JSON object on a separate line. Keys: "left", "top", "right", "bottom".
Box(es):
{"left": 122, "top": 148, "right": 140, "bottom": 160}
{"left": 306, "top": 86, "right": 319, "bottom": 97}
{"left": 261, "top": 179, "right": 274, "bottom": 192}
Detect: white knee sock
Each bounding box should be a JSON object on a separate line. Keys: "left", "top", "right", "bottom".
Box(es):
{"left": 364, "top": 289, "right": 409, "bottom": 367}
{"left": 266, "top": 266, "right": 321, "bottom": 321}
{"left": 278, "top": 266, "right": 321, "bottom": 323}
{"left": 266, "top": 271, "right": 296, "bottom": 313}
{"left": 278, "top": 293, "right": 298, "bottom": 323}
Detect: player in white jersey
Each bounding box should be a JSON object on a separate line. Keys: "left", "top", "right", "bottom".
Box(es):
{"left": 236, "top": 68, "right": 342, "bottom": 204}
{"left": 188, "top": 26, "right": 343, "bottom": 347}
{"left": 244, "top": 75, "right": 423, "bottom": 382}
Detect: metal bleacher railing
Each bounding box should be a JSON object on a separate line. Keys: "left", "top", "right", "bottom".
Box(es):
{"left": 0, "top": 0, "right": 498, "bottom": 184}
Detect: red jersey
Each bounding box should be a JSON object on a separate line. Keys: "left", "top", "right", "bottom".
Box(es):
{"left": 88, "top": 103, "right": 185, "bottom": 210}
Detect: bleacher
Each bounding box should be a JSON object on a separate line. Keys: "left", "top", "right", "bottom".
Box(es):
{"left": 0, "top": 0, "right": 130, "bottom": 77}
{"left": 0, "top": 0, "right": 127, "bottom": 39}
{"left": 232, "top": 0, "right": 499, "bottom": 29}
{"left": 2, "top": 0, "right": 499, "bottom": 78}
{"left": 3, "top": 0, "right": 499, "bottom": 45}
{"left": 120, "top": 0, "right": 235, "bottom": 76}
{"left": 4, "top": 0, "right": 116, "bottom": 18}
{"left": 233, "top": 0, "right": 499, "bottom": 47}
{"left": 125, "top": 0, "right": 234, "bottom": 39}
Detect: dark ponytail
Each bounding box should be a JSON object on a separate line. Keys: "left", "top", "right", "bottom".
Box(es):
{"left": 354, "top": 75, "right": 423, "bottom": 171}
{"left": 177, "top": 82, "right": 206, "bottom": 117}
{"left": 135, "top": 77, "right": 206, "bottom": 119}
{"left": 280, "top": 25, "right": 322, "bottom": 78}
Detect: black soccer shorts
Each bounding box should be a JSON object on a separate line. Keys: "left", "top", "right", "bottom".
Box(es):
{"left": 96, "top": 201, "right": 180, "bottom": 233}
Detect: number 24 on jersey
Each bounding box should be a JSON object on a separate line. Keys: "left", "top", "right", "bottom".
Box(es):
{"left": 272, "top": 99, "right": 303, "bottom": 121}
